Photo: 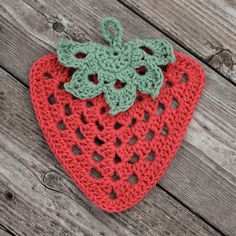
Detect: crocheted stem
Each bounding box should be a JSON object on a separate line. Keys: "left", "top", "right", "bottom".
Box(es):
{"left": 100, "top": 17, "right": 123, "bottom": 48}
{"left": 57, "top": 17, "right": 176, "bottom": 115}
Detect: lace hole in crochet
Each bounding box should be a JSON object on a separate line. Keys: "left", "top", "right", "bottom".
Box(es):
{"left": 86, "top": 101, "right": 94, "bottom": 107}
{"left": 143, "top": 111, "right": 150, "bottom": 122}
{"left": 58, "top": 82, "right": 64, "bottom": 90}
{"left": 161, "top": 124, "right": 168, "bottom": 136}
{"left": 75, "top": 127, "right": 84, "bottom": 139}
{"left": 114, "top": 80, "right": 126, "bottom": 89}
{"left": 146, "top": 150, "right": 155, "bottom": 161}
{"left": 95, "top": 120, "right": 104, "bottom": 131}
{"left": 128, "top": 154, "right": 139, "bottom": 164}
{"left": 114, "top": 122, "right": 122, "bottom": 129}
{"left": 127, "top": 173, "right": 138, "bottom": 184}
{"left": 109, "top": 189, "right": 117, "bottom": 199}
{"left": 57, "top": 120, "right": 66, "bottom": 130}
{"left": 160, "top": 65, "right": 167, "bottom": 72}
{"left": 181, "top": 74, "right": 188, "bottom": 83}
{"left": 146, "top": 130, "right": 154, "bottom": 141}
{"left": 68, "top": 68, "right": 76, "bottom": 77}
{"left": 114, "top": 138, "right": 121, "bottom": 147}
{"left": 135, "top": 96, "right": 143, "bottom": 102}
{"left": 165, "top": 81, "right": 172, "bottom": 88}
{"left": 88, "top": 74, "right": 99, "bottom": 85}
{"left": 44, "top": 72, "right": 53, "bottom": 79}
{"left": 100, "top": 107, "right": 106, "bottom": 114}
{"left": 48, "top": 93, "right": 56, "bottom": 105}
{"left": 156, "top": 102, "right": 165, "bottom": 115}
{"left": 75, "top": 53, "right": 87, "bottom": 59}
{"left": 92, "top": 151, "right": 103, "bottom": 162}
{"left": 128, "top": 118, "right": 137, "bottom": 127}
{"left": 136, "top": 66, "right": 148, "bottom": 75}
{"left": 114, "top": 154, "right": 122, "bottom": 163}
{"left": 80, "top": 113, "right": 88, "bottom": 124}
{"left": 65, "top": 104, "right": 72, "bottom": 116}
{"left": 171, "top": 98, "right": 179, "bottom": 109}
{"left": 90, "top": 167, "right": 103, "bottom": 179}
{"left": 128, "top": 135, "right": 138, "bottom": 145}
{"left": 94, "top": 137, "right": 105, "bottom": 146}
{"left": 112, "top": 172, "right": 120, "bottom": 181}
{"left": 140, "top": 46, "right": 153, "bottom": 55}
{"left": 72, "top": 144, "right": 82, "bottom": 155}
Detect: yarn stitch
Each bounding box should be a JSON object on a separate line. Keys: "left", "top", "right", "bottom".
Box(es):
{"left": 57, "top": 17, "right": 175, "bottom": 115}
{"left": 30, "top": 51, "right": 205, "bottom": 212}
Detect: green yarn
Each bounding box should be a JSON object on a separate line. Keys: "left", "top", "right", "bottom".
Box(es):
{"left": 57, "top": 17, "right": 175, "bottom": 115}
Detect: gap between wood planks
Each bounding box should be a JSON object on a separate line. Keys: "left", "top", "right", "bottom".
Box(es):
{"left": 0, "top": 64, "right": 226, "bottom": 236}
{"left": 0, "top": 224, "right": 16, "bottom": 236}
{"left": 117, "top": 0, "right": 236, "bottom": 86}
{"left": 156, "top": 184, "right": 226, "bottom": 236}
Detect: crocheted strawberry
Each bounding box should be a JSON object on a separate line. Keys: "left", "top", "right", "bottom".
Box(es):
{"left": 30, "top": 18, "right": 205, "bottom": 212}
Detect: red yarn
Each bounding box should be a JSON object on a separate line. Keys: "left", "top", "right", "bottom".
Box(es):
{"left": 30, "top": 52, "right": 205, "bottom": 212}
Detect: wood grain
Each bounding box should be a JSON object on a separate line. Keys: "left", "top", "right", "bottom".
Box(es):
{"left": 0, "top": 0, "right": 236, "bottom": 235}
{"left": 120, "top": 0, "right": 236, "bottom": 84}
{"left": 0, "top": 68, "right": 220, "bottom": 236}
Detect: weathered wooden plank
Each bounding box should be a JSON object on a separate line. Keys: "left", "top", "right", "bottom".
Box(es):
{"left": 120, "top": 0, "right": 236, "bottom": 84}
{"left": 0, "top": 0, "right": 236, "bottom": 235}
{"left": 0, "top": 68, "right": 220, "bottom": 236}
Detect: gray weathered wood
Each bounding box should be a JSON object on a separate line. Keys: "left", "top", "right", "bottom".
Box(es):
{"left": 0, "top": 68, "right": 220, "bottom": 236}
{"left": 0, "top": 0, "right": 236, "bottom": 235}
{"left": 120, "top": 0, "right": 236, "bottom": 83}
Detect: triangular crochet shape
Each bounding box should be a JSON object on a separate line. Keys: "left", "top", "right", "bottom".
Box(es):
{"left": 30, "top": 52, "right": 205, "bottom": 212}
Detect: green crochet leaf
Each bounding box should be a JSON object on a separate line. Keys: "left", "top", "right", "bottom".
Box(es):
{"left": 57, "top": 17, "right": 175, "bottom": 115}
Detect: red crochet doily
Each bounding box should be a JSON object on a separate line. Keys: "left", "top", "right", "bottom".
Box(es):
{"left": 30, "top": 52, "right": 205, "bottom": 212}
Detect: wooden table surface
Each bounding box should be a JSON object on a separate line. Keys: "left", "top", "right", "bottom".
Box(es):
{"left": 0, "top": 0, "right": 236, "bottom": 235}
